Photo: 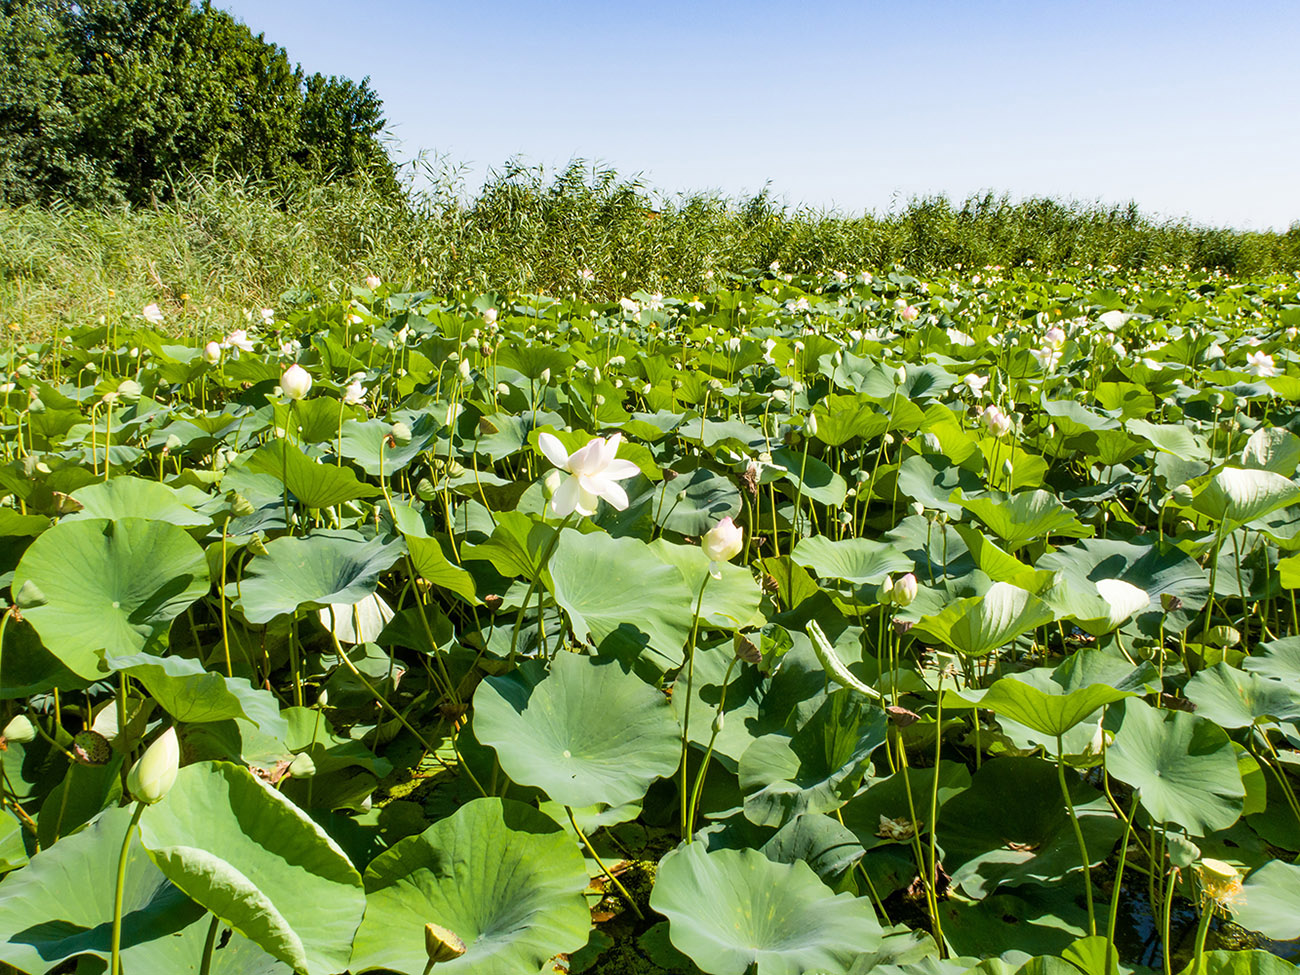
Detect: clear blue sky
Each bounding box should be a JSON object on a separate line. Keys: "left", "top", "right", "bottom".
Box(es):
{"left": 219, "top": 0, "right": 1299, "bottom": 230}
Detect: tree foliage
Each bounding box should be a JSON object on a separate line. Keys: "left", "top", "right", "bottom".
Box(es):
{"left": 0, "top": 0, "right": 397, "bottom": 205}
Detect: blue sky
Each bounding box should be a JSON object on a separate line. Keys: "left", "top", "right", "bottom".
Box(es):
{"left": 220, "top": 1, "right": 1299, "bottom": 230}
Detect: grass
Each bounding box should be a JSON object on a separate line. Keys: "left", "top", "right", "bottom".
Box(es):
{"left": 3, "top": 157, "right": 1298, "bottom": 337}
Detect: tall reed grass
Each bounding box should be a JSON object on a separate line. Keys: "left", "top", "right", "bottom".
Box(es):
{"left": 3, "top": 158, "right": 1297, "bottom": 335}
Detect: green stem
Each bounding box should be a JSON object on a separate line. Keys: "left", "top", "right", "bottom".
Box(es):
{"left": 565, "top": 806, "right": 645, "bottom": 921}
{"left": 1191, "top": 889, "right": 1214, "bottom": 975}
{"left": 678, "top": 574, "right": 711, "bottom": 842}
{"left": 199, "top": 914, "right": 220, "bottom": 975}
{"left": 508, "top": 514, "right": 573, "bottom": 665}
{"left": 685, "top": 656, "right": 736, "bottom": 837}
{"left": 1057, "top": 734, "right": 1096, "bottom": 935}
{"left": 110, "top": 801, "right": 148, "bottom": 975}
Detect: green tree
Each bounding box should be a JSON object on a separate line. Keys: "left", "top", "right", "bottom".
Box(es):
{"left": 0, "top": 0, "right": 397, "bottom": 205}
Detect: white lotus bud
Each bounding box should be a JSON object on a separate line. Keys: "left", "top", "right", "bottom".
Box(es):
{"left": 281, "top": 364, "right": 312, "bottom": 401}
{"left": 203, "top": 341, "right": 221, "bottom": 364}
{"left": 126, "top": 727, "right": 180, "bottom": 805}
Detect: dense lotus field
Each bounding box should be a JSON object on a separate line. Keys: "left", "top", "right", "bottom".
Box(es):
{"left": 4, "top": 265, "right": 1300, "bottom": 975}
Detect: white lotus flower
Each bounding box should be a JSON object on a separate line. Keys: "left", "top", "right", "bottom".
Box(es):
{"left": 223, "top": 329, "right": 255, "bottom": 352}
{"left": 343, "top": 379, "right": 366, "bottom": 405}
{"left": 1031, "top": 346, "right": 1062, "bottom": 372}
{"left": 982, "top": 405, "right": 1012, "bottom": 437}
{"left": 538, "top": 432, "right": 641, "bottom": 517}
{"left": 702, "top": 516, "right": 744, "bottom": 567}
{"left": 1245, "top": 351, "right": 1279, "bottom": 377}
{"left": 364, "top": 274, "right": 382, "bottom": 289}
{"left": 482, "top": 308, "right": 498, "bottom": 325}
{"left": 619, "top": 297, "right": 641, "bottom": 315}
{"left": 142, "top": 303, "right": 164, "bottom": 325}
{"left": 578, "top": 268, "right": 595, "bottom": 284}
{"left": 281, "top": 364, "right": 312, "bottom": 401}
{"left": 1043, "top": 326, "right": 1066, "bottom": 349}
{"left": 260, "top": 308, "right": 275, "bottom": 325}
{"left": 960, "top": 373, "right": 989, "bottom": 399}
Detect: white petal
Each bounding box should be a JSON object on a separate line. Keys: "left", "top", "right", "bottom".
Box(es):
{"left": 565, "top": 438, "right": 605, "bottom": 476}
{"left": 601, "top": 459, "right": 642, "bottom": 481}
{"left": 550, "top": 474, "right": 581, "bottom": 516}
{"left": 538, "top": 432, "right": 570, "bottom": 470}
{"left": 596, "top": 432, "right": 622, "bottom": 469}
{"left": 575, "top": 485, "right": 600, "bottom": 517}
{"left": 588, "top": 474, "right": 629, "bottom": 510}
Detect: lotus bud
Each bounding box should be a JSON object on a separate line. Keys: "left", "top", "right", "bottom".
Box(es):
{"left": 805, "top": 414, "right": 819, "bottom": 438}
{"left": 711, "top": 712, "right": 726, "bottom": 734}
{"left": 894, "top": 365, "right": 907, "bottom": 385}
{"left": 1002, "top": 459, "right": 1014, "bottom": 477}
{"left": 317, "top": 689, "right": 329, "bottom": 708}
{"left": 288, "top": 752, "right": 316, "bottom": 779}
{"left": 482, "top": 308, "right": 498, "bottom": 326}
{"left": 702, "top": 516, "right": 744, "bottom": 565}
{"left": 910, "top": 501, "right": 926, "bottom": 518}
{"left": 116, "top": 379, "right": 142, "bottom": 403}
{"left": 425, "top": 923, "right": 467, "bottom": 965}
{"left": 365, "top": 274, "right": 382, "bottom": 289}
{"left": 891, "top": 573, "right": 918, "bottom": 607}
{"left": 281, "top": 364, "right": 312, "bottom": 401}
{"left": 126, "top": 726, "right": 180, "bottom": 805}
{"left": 539, "top": 368, "right": 551, "bottom": 384}
{"left": 389, "top": 422, "right": 413, "bottom": 446}
{"left": 3, "top": 715, "right": 36, "bottom": 744}
{"left": 203, "top": 341, "right": 222, "bottom": 364}
{"left": 228, "top": 492, "right": 256, "bottom": 518}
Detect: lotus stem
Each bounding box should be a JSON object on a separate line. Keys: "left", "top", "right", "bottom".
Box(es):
{"left": 1056, "top": 734, "right": 1096, "bottom": 935}
{"left": 508, "top": 513, "right": 573, "bottom": 665}
{"left": 678, "top": 574, "right": 711, "bottom": 842}
{"left": 565, "top": 805, "right": 644, "bottom": 921}
{"left": 198, "top": 914, "right": 220, "bottom": 975}
{"left": 110, "top": 801, "right": 147, "bottom": 975}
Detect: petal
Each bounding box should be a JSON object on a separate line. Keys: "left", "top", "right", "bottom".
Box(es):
{"left": 538, "top": 432, "right": 570, "bottom": 470}
{"left": 565, "top": 438, "right": 605, "bottom": 476}
{"left": 588, "top": 475, "right": 629, "bottom": 510}
{"left": 595, "top": 432, "right": 623, "bottom": 469}
{"left": 550, "top": 474, "right": 581, "bottom": 516}
{"left": 600, "top": 459, "right": 642, "bottom": 481}
{"left": 575, "top": 485, "right": 600, "bottom": 517}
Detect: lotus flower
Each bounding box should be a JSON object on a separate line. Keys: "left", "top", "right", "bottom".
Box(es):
{"left": 538, "top": 432, "right": 640, "bottom": 517}
{"left": 891, "top": 573, "right": 918, "bottom": 607}
{"left": 959, "top": 373, "right": 988, "bottom": 399}
{"left": 202, "top": 341, "right": 221, "bottom": 364}
{"left": 127, "top": 727, "right": 179, "bottom": 804}
{"left": 1043, "top": 326, "right": 1066, "bottom": 349}
{"left": 365, "top": 274, "right": 382, "bottom": 289}
{"left": 281, "top": 364, "right": 312, "bottom": 401}
{"left": 1245, "top": 351, "right": 1278, "bottom": 378}
{"left": 142, "top": 303, "right": 164, "bottom": 324}
{"left": 702, "top": 516, "right": 743, "bottom": 571}
{"left": 982, "top": 405, "right": 1012, "bottom": 437}
{"left": 343, "top": 379, "right": 366, "bottom": 405}
{"left": 223, "top": 329, "right": 255, "bottom": 352}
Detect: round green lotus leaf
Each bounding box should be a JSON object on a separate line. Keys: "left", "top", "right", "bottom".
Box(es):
{"left": 349, "top": 797, "right": 591, "bottom": 975}
{"left": 66, "top": 475, "right": 211, "bottom": 527}
{"left": 1105, "top": 698, "right": 1244, "bottom": 836}
{"left": 937, "top": 757, "right": 1124, "bottom": 898}
{"left": 229, "top": 529, "right": 405, "bottom": 624}
{"left": 137, "top": 761, "right": 365, "bottom": 975}
{"left": 547, "top": 529, "right": 695, "bottom": 666}
{"left": 1184, "top": 662, "right": 1300, "bottom": 729}
{"left": 0, "top": 805, "right": 288, "bottom": 974}
{"left": 1230, "top": 859, "right": 1300, "bottom": 940}
{"left": 473, "top": 652, "right": 680, "bottom": 808}
{"left": 649, "top": 842, "right": 881, "bottom": 975}
{"left": 12, "top": 517, "right": 210, "bottom": 678}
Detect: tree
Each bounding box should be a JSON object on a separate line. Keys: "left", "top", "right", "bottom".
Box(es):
{"left": 0, "top": 0, "right": 398, "bottom": 205}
